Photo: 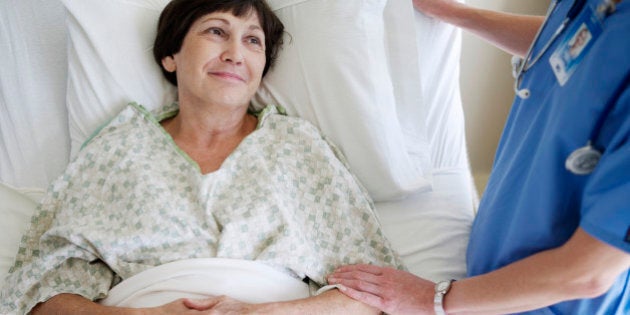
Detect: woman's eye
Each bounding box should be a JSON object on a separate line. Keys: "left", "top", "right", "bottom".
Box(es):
{"left": 246, "top": 36, "right": 262, "bottom": 46}
{"left": 206, "top": 27, "right": 225, "bottom": 36}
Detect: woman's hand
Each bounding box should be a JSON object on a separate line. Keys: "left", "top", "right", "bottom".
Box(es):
{"left": 32, "top": 294, "right": 241, "bottom": 315}
{"left": 136, "top": 296, "right": 257, "bottom": 315}
{"left": 143, "top": 298, "right": 210, "bottom": 314}
{"left": 181, "top": 296, "right": 259, "bottom": 315}
{"left": 328, "top": 264, "right": 436, "bottom": 315}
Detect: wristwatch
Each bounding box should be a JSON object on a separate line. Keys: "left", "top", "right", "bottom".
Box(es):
{"left": 434, "top": 279, "right": 454, "bottom": 315}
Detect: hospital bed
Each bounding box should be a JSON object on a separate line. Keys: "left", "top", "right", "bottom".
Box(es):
{"left": 0, "top": 0, "right": 476, "bottom": 306}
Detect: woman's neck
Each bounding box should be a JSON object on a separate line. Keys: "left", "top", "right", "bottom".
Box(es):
{"left": 161, "top": 104, "right": 258, "bottom": 174}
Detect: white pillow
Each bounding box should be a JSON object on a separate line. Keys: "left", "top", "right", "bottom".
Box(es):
{"left": 0, "top": 0, "right": 70, "bottom": 190}
{"left": 62, "top": 0, "right": 176, "bottom": 158}
{"left": 62, "top": 0, "right": 432, "bottom": 201}
{"left": 256, "top": 0, "right": 433, "bottom": 201}
{"left": 0, "top": 184, "right": 42, "bottom": 288}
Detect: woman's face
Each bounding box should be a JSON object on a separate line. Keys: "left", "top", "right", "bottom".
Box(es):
{"left": 163, "top": 10, "right": 266, "bottom": 109}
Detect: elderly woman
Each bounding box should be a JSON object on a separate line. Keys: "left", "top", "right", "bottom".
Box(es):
{"left": 0, "top": 0, "right": 402, "bottom": 314}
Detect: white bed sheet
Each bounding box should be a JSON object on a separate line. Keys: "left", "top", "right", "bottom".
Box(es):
{"left": 376, "top": 169, "right": 474, "bottom": 282}
{"left": 100, "top": 258, "right": 310, "bottom": 307}
{"left": 0, "top": 0, "right": 476, "bottom": 295}
{"left": 0, "top": 183, "right": 42, "bottom": 285}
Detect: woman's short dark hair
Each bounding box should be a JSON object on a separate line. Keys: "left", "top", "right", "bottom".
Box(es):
{"left": 154, "top": 0, "right": 284, "bottom": 86}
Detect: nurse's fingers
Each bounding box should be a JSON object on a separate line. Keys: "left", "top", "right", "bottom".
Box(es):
{"left": 333, "top": 264, "right": 384, "bottom": 275}
{"left": 328, "top": 276, "right": 383, "bottom": 296}
{"left": 328, "top": 267, "right": 384, "bottom": 287}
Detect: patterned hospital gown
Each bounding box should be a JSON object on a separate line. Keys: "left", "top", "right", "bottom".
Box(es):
{"left": 0, "top": 103, "right": 403, "bottom": 313}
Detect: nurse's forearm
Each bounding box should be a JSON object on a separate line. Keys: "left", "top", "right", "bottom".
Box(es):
{"left": 443, "top": 228, "right": 630, "bottom": 314}
{"left": 414, "top": 0, "right": 544, "bottom": 57}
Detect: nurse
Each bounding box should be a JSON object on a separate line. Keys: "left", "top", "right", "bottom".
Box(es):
{"left": 328, "top": 0, "right": 630, "bottom": 314}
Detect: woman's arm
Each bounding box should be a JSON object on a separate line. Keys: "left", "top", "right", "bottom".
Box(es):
{"left": 31, "top": 294, "right": 205, "bottom": 315}
{"left": 184, "top": 289, "right": 379, "bottom": 315}
{"left": 32, "top": 287, "right": 379, "bottom": 315}
{"left": 413, "top": 0, "right": 545, "bottom": 57}
{"left": 32, "top": 294, "right": 141, "bottom": 315}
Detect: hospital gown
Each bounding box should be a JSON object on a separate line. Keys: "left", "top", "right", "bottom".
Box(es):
{"left": 0, "top": 103, "right": 403, "bottom": 313}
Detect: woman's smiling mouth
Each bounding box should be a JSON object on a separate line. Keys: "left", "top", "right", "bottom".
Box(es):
{"left": 209, "top": 71, "right": 245, "bottom": 82}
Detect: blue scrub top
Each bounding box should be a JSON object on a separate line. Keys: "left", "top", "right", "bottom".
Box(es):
{"left": 467, "top": 0, "right": 630, "bottom": 314}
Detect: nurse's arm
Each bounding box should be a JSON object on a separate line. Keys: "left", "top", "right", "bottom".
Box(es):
{"left": 443, "top": 227, "right": 630, "bottom": 314}
{"left": 412, "top": 0, "right": 544, "bottom": 57}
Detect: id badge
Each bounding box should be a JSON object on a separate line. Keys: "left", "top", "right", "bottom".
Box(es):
{"left": 549, "top": 5, "right": 604, "bottom": 86}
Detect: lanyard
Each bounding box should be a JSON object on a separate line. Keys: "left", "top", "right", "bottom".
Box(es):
{"left": 523, "top": 0, "right": 587, "bottom": 73}
{"left": 513, "top": 0, "right": 588, "bottom": 99}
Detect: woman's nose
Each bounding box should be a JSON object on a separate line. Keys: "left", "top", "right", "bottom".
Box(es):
{"left": 221, "top": 40, "right": 244, "bottom": 64}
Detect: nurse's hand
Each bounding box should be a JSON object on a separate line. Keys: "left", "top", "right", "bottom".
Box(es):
{"left": 412, "top": 0, "right": 461, "bottom": 19}
{"left": 328, "top": 264, "right": 435, "bottom": 314}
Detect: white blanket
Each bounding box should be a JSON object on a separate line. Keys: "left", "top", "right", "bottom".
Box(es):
{"left": 100, "top": 258, "right": 310, "bottom": 308}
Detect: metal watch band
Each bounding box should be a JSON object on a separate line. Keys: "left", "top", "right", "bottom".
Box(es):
{"left": 434, "top": 279, "right": 454, "bottom": 315}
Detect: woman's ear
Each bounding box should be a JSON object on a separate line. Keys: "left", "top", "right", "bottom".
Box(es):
{"left": 162, "top": 56, "right": 176, "bottom": 72}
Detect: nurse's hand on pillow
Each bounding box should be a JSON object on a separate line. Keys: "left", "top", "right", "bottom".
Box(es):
{"left": 411, "top": 0, "right": 544, "bottom": 57}
{"left": 412, "top": 0, "right": 461, "bottom": 19}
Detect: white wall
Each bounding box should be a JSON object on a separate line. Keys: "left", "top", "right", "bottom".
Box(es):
{"left": 460, "top": 0, "right": 550, "bottom": 194}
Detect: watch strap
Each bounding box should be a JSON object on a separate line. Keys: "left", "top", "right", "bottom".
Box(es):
{"left": 434, "top": 279, "right": 454, "bottom": 315}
